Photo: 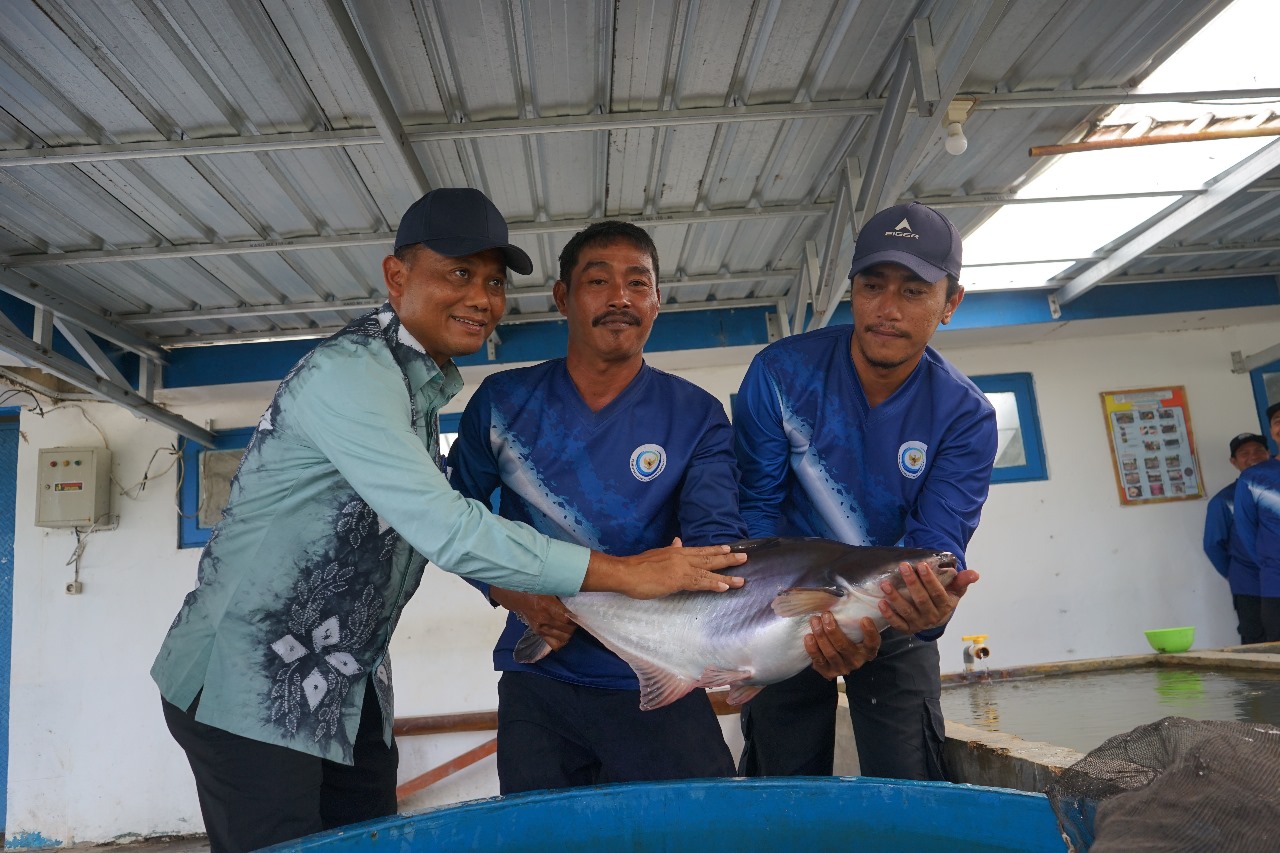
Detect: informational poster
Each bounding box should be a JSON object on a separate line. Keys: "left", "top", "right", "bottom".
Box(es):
{"left": 1101, "top": 386, "right": 1203, "bottom": 506}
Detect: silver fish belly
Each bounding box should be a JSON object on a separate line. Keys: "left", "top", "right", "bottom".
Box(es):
{"left": 514, "top": 537, "right": 958, "bottom": 711}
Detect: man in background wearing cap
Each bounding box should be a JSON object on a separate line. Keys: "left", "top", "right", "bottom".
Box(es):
{"left": 1233, "top": 403, "right": 1280, "bottom": 643}
{"left": 152, "top": 189, "right": 746, "bottom": 853}
{"left": 732, "top": 201, "right": 995, "bottom": 781}
{"left": 1203, "top": 432, "right": 1270, "bottom": 644}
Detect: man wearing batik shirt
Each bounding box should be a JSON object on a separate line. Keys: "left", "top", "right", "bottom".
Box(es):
{"left": 448, "top": 221, "right": 876, "bottom": 793}
{"left": 733, "top": 202, "right": 995, "bottom": 782}
{"left": 152, "top": 190, "right": 746, "bottom": 853}
{"left": 1233, "top": 402, "right": 1280, "bottom": 643}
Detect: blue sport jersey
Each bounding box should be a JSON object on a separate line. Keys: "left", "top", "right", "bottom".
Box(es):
{"left": 1204, "top": 481, "right": 1262, "bottom": 596}
{"left": 448, "top": 360, "right": 748, "bottom": 689}
{"left": 732, "top": 326, "right": 997, "bottom": 568}
{"left": 1234, "top": 459, "right": 1280, "bottom": 597}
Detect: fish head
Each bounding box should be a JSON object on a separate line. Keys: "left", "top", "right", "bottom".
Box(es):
{"left": 833, "top": 547, "right": 958, "bottom": 596}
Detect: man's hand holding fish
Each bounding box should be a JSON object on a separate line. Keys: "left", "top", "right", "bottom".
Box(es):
{"left": 581, "top": 538, "right": 748, "bottom": 599}
{"left": 805, "top": 613, "right": 881, "bottom": 679}
{"left": 878, "top": 562, "right": 981, "bottom": 635}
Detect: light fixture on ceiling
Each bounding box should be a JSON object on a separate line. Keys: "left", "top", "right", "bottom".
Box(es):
{"left": 943, "top": 98, "right": 977, "bottom": 156}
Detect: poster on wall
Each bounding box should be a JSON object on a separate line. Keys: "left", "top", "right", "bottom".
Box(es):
{"left": 1101, "top": 386, "right": 1204, "bottom": 506}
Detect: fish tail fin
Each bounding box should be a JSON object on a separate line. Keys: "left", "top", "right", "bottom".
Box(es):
{"left": 726, "top": 684, "right": 765, "bottom": 706}
{"left": 513, "top": 627, "right": 552, "bottom": 664}
{"left": 630, "top": 658, "right": 699, "bottom": 711}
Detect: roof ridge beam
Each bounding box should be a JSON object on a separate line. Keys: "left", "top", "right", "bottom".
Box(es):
{"left": 5, "top": 88, "right": 1280, "bottom": 168}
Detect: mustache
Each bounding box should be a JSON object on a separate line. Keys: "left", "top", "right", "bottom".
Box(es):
{"left": 592, "top": 310, "right": 642, "bottom": 327}
{"left": 864, "top": 323, "right": 909, "bottom": 338}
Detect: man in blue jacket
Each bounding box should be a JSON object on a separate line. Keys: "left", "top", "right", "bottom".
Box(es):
{"left": 733, "top": 202, "right": 995, "bottom": 781}
{"left": 1233, "top": 402, "right": 1280, "bottom": 643}
{"left": 1203, "top": 432, "right": 1270, "bottom": 643}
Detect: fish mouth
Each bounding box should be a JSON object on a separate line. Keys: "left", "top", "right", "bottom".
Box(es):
{"left": 936, "top": 552, "right": 959, "bottom": 569}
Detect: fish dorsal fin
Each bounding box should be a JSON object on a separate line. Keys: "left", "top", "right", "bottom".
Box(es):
{"left": 512, "top": 627, "right": 552, "bottom": 664}
{"left": 727, "top": 684, "right": 765, "bottom": 706}
{"left": 770, "top": 587, "right": 844, "bottom": 618}
{"left": 628, "top": 656, "right": 699, "bottom": 711}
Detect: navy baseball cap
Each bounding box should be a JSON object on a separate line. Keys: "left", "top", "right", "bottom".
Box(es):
{"left": 394, "top": 187, "right": 533, "bottom": 275}
{"left": 1268, "top": 402, "right": 1280, "bottom": 422}
{"left": 848, "top": 202, "right": 962, "bottom": 283}
{"left": 1230, "top": 433, "right": 1267, "bottom": 456}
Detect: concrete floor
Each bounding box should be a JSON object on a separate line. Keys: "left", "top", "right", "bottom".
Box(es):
{"left": 61, "top": 839, "right": 209, "bottom": 853}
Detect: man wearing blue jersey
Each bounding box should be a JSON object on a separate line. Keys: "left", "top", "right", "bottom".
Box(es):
{"left": 448, "top": 220, "right": 874, "bottom": 793}
{"left": 733, "top": 201, "right": 996, "bottom": 781}
{"left": 1203, "top": 432, "right": 1270, "bottom": 644}
{"left": 1233, "top": 402, "right": 1280, "bottom": 643}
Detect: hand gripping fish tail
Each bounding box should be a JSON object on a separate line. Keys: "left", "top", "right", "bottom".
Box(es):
{"left": 512, "top": 537, "right": 958, "bottom": 710}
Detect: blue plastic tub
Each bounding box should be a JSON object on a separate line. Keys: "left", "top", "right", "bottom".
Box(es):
{"left": 267, "top": 777, "right": 1064, "bottom": 852}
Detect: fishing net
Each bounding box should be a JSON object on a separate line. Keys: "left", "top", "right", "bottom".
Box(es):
{"left": 1044, "top": 716, "right": 1280, "bottom": 851}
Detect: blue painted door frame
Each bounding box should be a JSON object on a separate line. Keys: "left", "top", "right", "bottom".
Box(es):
{"left": 1248, "top": 359, "right": 1280, "bottom": 451}
{"left": 0, "top": 411, "right": 19, "bottom": 831}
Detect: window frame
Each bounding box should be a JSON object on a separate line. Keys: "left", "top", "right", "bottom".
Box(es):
{"left": 178, "top": 427, "right": 256, "bottom": 549}
{"left": 971, "top": 371, "right": 1048, "bottom": 484}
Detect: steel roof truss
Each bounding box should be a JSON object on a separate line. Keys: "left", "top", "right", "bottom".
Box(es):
{"left": 0, "top": 309, "right": 213, "bottom": 446}
{"left": 1054, "top": 138, "right": 1280, "bottom": 305}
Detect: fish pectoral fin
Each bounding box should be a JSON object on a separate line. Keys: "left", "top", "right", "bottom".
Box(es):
{"left": 694, "top": 666, "right": 753, "bottom": 689}
{"left": 512, "top": 627, "right": 552, "bottom": 664}
{"left": 726, "top": 684, "right": 765, "bottom": 706}
{"left": 770, "top": 587, "right": 844, "bottom": 618}
{"left": 630, "top": 658, "right": 699, "bottom": 712}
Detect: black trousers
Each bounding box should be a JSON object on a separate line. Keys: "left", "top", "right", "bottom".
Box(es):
{"left": 162, "top": 686, "right": 398, "bottom": 853}
{"left": 1263, "top": 596, "right": 1280, "bottom": 643}
{"left": 738, "top": 631, "right": 948, "bottom": 781}
{"left": 1234, "top": 594, "right": 1266, "bottom": 644}
{"left": 495, "top": 670, "right": 735, "bottom": 794}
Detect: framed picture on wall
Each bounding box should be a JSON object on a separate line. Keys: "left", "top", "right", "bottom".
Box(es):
{"left": 1101, "top": 386, "right": 1204, "bottom": 506}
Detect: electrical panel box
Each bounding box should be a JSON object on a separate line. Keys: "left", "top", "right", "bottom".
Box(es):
{"left": 36, "top": 447, "right": 112, "bottom": 529}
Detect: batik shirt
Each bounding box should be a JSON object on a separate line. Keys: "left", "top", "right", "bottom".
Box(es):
{"left": 1204, "top": 480, "right": 1262, "bottom": 596}
{"left": 151, "top": 304, "right": 590, "bottom": 764}
{"left": 447, "top": 360, "right": 747, "bottom": 689}
{"left": 1233, "top": 459, "right": 1280, "bottom": 596}
{"left": 733, "top": 325, "right": 996, "bottom": 578}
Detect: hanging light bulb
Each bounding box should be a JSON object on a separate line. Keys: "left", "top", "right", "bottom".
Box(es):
{"left": 942, "top": 98, "right": 977, "bottom": 156}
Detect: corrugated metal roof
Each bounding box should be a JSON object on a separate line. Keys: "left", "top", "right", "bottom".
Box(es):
{"left": 0, "top": 0, "right": 1273, "bottom": 365}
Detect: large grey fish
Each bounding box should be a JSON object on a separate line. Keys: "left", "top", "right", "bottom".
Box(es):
{"left": 515, "top": 536, "right": 958, "bottom": 710}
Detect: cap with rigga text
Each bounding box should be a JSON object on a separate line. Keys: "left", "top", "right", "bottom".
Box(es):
{"left": 848, "top": 201, "right": 962, "bottom": 283}
{"left": 394, "top": 187, "right": 533, "bottom": 275}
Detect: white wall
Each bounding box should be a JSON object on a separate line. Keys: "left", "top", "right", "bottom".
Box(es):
{"left": 5, "top": 317, "right": 1279, "bottom": 843}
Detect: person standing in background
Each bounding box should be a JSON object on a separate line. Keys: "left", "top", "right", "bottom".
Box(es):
{"left": 1203, "top": 432, "right": 1270, "bottom": 644}
{"left": 1233, "top": 403, "right": 1280, "bottom": 643}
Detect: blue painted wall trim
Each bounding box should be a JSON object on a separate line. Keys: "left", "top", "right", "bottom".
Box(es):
{"left": 160, "top": 275, "right": 1280, "bottom": 389}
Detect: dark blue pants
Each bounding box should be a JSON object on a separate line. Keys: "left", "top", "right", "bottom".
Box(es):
{"left": 737, "top": 631, "right": 948, "bottom": 781}
{"left": 496, "top": 670, "right": 735, "bottom": 794}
